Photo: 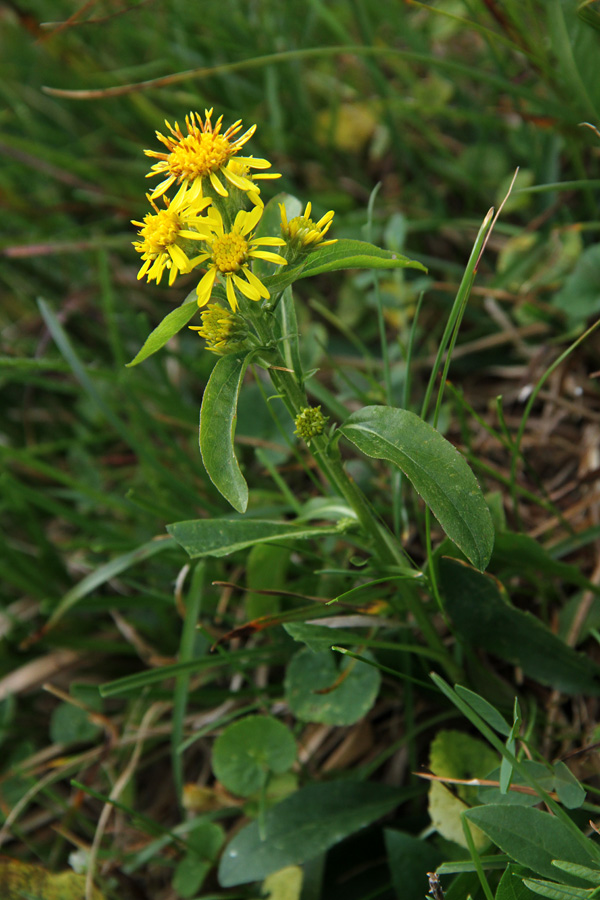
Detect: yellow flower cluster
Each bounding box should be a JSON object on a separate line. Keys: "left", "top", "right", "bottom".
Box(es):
{"left": 132, "top": 109, "right": 337, "bottom": 346}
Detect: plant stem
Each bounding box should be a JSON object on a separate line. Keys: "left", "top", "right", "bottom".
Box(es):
{"left": 249, "top": 304, "right": 461, "bottom": 679}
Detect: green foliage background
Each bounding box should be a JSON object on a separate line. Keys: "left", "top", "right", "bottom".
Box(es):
{"left": 2, "top": 2, "right": 600, "bottom": 899}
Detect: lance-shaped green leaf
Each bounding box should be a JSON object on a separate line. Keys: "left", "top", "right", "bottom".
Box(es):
{"left": 339, "top": 405, "right": 494, "bottom": 570}
{"left": 263, "top": 239, "right": 427, "bottom": 294}
{"left": 167, "top": 518, "right": 341, "bottom": 558}
{"left": 464, "top": 805, "right": 598, "bottom": 882}
{"left": 218, "top": 781, "right": 410, "bottom": 886}
{"left": 439, "top": 558, "right": 600, "bottom": 695}
{"left": 199, "top": 352, "right": 254, "bottom": 513}
{"left": 126, "top": 296, "right": 198, "bottom": 367}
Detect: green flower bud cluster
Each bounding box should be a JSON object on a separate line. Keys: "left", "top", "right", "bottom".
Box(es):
{"left": 294, "top": 406, "right": 328, "bottom": 444}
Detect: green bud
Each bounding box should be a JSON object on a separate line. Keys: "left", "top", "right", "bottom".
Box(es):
{"left": 294, "top": 406, "right": 328, "bottom": 444}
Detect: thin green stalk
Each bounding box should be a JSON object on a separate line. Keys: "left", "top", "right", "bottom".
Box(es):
{"left": 424, "top": 208, "right": 495, "bottom": 425}
{"left": 366, "top": 184, "right": 405, "bottom": 543}
{"left": 172, "top": 561, "right": 205, "bottom": 806}
{"left": 366, "top": 183, "right": 392, "bottom": 406}
{"left": 393, "top": 291, "right": 425, "bottom": 540}
{"left": 462, "top": 817, "right": 494, "bottom": 900}
{"left": 250, "top": 301, "right": 461, "bottom": 679}
{"left": 422, "top": 210, "right": 495, "bottom": 615}
{"left": 255, "top": 447, "right": 303, "bottom": 514}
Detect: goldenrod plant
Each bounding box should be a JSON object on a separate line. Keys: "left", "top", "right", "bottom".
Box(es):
{"left": 131, "top": 109, "right": 494, "bottom": 615}
{"left": 5, "top": 3, "right": 600, "bottom": 898}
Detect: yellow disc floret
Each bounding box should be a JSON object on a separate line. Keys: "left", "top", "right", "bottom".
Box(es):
{"left": 190, "top": 206, "right": 288, "bottom": 311}
{"left": 211, "top": 233, "right": 249, "bottom": 273}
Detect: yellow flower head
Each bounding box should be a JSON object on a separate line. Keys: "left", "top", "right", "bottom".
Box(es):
{"left": 132, "top": 185, "right": 212, "bottom": 285}
{"left": 144, "top": 108, "right": 274, "bottom": 203}
{"left": 192, "top": 206, "right": 287, "bottom": 312}
{"left": 189, "top": 303, "right": 248, "bottom": 354}
{"left": 280, "top": 201, "right": 336, "bottom": 250}
{"left": 224, "top": 157, "right": 281, "bottom": 208}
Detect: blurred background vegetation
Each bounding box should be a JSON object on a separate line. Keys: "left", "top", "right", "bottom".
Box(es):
{"left": 1, "top": 1, "right": 600, "bottom": 898}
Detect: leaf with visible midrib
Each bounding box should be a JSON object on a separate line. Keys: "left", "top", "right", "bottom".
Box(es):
{"left": 465, "top": 805, "right": 598, "bottom": 883}
{"left": 126, "top": 297, "right": 198, "bottom": 367}
{"left": 167, "top": 518, "right": 340, "bottom": 558}
{"left": 339, "top": 405, "right": 494, "bottom": 570}
{"left": 440, "top": 557, "right": 600, "bottom": 695}
{"left": 199, "top": 352, "right": 252, "bottom": 513}
{"left": 263, "top": 239, "right": 427, "bottom": 294}
{"left": 218, "top": 781, "right": 409, "bottom": 886}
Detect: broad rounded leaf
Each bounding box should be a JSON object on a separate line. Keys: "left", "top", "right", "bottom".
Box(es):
{"left": 339, "top": 405, "right": 494, "bottom": 570}
{"left": 212, "top": 715, "right": 297, "bottom": 796}
{"left": 126, "top": 297, "right": 197, "bottom": 367}
{"left": 429, "top": 781, "right": 489, "bottom": 850}
{"left": 50, "top": 702, "right": 101, "bottom": 744}
{"left": 199, "top": 352, "right": 253, "bottom": 513}
{"left": 284, "top": 647, "right": 380, "bottom": 725}
{"left": 218, "top": 781, "right": 408, "bottom": 886}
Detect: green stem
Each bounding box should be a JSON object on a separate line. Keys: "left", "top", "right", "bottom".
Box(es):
{"left": 249, "top": 305, "right": 460, "bottom": 679}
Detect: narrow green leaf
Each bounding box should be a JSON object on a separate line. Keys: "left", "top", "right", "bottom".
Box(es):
{"left": 478, "top": 763, "right": 555, "bottom": 808}
{"left": 167, "top": 518, "right": 340, "bottom": 558}
{"left": 218, "top": 781, "right": 409, "bottom": 886}
{"left": 199, "top": 352, "right": 254, "bottom": 514}
{"left": 553, "top": 762, "right": 586, "bottom": 810}
{"left": 439, "top": 558, "right": 600, "bottom": 695}
{"left": 46, "top": 536, "right": 177, "bottom": 631}
{"left": 264, "top": 239, "right": 427, "bottom": 294}
{"left": 552, "top": 862, "right": 600, "bottom": 886}
{"left": 523, "top": 879, "right": 593, "bottom": 900}
{"left": 126, "top": 298, "right": 198, "bottom": 367}
{"left": 492, "top": 532, "right": 600, "bottom": 596}
{"left": 496, "top": 865, "right": 545, "bottom": 900}
{"left": 454, "top": 686, "right": 511, "bottom": 736}
{"left": 339, "top": 405, "right": 494, "bottom": 570}
{"left": 464, "top": 805, "right": 597, "bottom": 883}
{"left": 101, "top": 646, "right": 276, "bottom": 696}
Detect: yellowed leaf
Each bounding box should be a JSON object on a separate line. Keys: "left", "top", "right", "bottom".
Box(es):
{"left": 428, "top": 782, "right": 489, "bottom": 850}
{"left": 262, "top": 865, "right": 303, "bottom": 900}
{"left": 0, "top": 858, "right": 105, "bottom": 900}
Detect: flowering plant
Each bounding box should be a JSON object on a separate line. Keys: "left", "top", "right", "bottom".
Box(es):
{"left": 130, "top": 110, "right": 494, "bottom": 679}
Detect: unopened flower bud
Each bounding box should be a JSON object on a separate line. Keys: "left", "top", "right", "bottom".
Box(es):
{"left": 189, "top": 303, "right": 249, "bottom": 354}
{"left": 294, "top": 406, "right": 328, "bottom": 444}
